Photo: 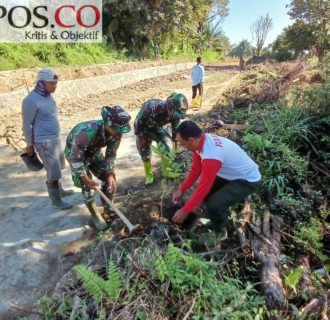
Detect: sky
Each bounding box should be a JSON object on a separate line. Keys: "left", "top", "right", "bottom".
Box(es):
{"left": 221, "top": 0, "right": 293, "bottom": 46}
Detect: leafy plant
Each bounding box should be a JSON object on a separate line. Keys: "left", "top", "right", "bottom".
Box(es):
{"left": 263, "top": 105, "right": 315, "bottom": 150}
{"left": 284, "top": 266, "right": 304, "bottom": 294}
{"left": 294, "top": 217, "right": 325, "bottom": 261}
{"left": 151, "top": 142, "right": 183, "bottom": 178}
{"left": 74, "top": 260, "right": 122, "bottom": 304}
{"left": 243, "top": 133, "right": 271, "bottom": 154}
{"left": 151, "top": 243, "right": 266, "bottom": 319}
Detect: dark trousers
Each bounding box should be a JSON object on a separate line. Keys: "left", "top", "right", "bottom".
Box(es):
{"left": 192, "top": 83, "right": 203, "bottom": 99}
{"left": 204, "top": 176, "right": 260, "bottom": 232}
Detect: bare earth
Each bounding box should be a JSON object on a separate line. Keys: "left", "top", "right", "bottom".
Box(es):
{"left": 0, "top": 61, "right": 238, "bottom": 318}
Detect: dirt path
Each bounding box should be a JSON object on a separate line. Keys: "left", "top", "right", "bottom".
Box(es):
{"left": 0, "top": 64, "right": 238, "bottom": 318}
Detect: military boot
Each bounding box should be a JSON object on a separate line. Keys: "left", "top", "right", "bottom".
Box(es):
{"left": 46, "top": 182, "right": 73, "bottom": 210}
{"left": 85, "top": 200, "right": 107, "bottom": 230}
{"left": 143, "top": 161, "right": 154, "bottom": 185}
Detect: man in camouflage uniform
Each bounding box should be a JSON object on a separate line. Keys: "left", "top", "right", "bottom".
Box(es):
{"left": 134, "top": 92, "right": 188, "bottom": 185}
{"left": 65, "top": 106, "right": 131, "bottom": 230}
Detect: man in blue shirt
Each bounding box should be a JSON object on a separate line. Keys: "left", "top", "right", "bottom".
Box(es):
{"left": 191, "top": 57, "right": 204, "bottom": 108}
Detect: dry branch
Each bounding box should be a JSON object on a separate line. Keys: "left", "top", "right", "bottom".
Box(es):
{"left": 225, "top": 60, "right": 306, "bottom": 107}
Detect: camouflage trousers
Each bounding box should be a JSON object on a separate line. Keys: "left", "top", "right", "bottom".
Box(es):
{"left": 67, "top": 151, "right": 114, "bottom": 203}
{"left": 136, "top": 129, "right": 170, "bottom": 161}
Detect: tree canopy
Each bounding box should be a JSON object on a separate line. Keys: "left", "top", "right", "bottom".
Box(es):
{"left": 276, "top": 0, "right": 330, "bottom": 57}
{"left": 102, "top": 0, "right": 230, "bottom": 57}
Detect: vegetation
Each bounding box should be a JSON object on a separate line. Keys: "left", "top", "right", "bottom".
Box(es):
{"left": 6, "top": 2, "right": 330, "bottom": 319}
{"left": 0, "top": 41, "right": 127, "bottom": 71}
{"left": 24, "top": 52, "right": 330, "bottom": 320}
{"left": 273, "top": 0, "right": 330, "bottom": 59}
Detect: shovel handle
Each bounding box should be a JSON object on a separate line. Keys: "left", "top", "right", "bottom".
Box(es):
{"left": 95, "top": 187, "right": 136, "bottom": 233}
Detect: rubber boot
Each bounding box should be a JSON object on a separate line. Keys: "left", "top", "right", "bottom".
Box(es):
{"left": 192, "top": 98, "right": 197, "bottom": 108}
{"left": 59, "top": 182, "right": 74, "bottom": 197}
{"left": 143, "top": 161, "right": 154, "bottom": 185}
{"left": 46, "top": 182, "right": 73, "bottom": 210}
{"left": 85, "top": 200, "right": 107, "bottom": 230}
{"left": 197, "top": 95, "right": 202, "bottom": 108}
{"left": 161, "top": 157, "right": 180, "bottom": 179}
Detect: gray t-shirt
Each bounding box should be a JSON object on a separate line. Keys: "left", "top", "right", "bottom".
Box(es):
{"left": 22, "top": 91, "right": 60, "bottom": 146}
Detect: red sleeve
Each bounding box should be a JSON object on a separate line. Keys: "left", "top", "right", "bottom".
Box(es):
{"left": 182, "top": 159, "right": 222, "bottom": 215}
{"left": 179, "top": 152, "right": 202, "bottom": 193}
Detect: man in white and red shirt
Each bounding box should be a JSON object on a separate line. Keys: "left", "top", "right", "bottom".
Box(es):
{"left": 172, "top": 121, "right": 261, "bottom": 242}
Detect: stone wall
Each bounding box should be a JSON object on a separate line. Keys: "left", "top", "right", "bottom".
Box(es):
{"left": 0, "top": 62, "right": 194, "bottom": 116}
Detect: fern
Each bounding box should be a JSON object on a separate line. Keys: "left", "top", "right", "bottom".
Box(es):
{"left": 74, "top": 265, "right": 106, "bottom": 302}
{"left": 74, "top": 261, "right": 122, "bottom": 304}
{"left": 284, "top": 266, "right": 304, "bottom": 293}
{"left": 104, "top": 261, "right": 123, "bottom": 301}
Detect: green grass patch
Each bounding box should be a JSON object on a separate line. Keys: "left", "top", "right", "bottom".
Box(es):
{"left": 0, "top": 41, "right": 129, "bottom": 71}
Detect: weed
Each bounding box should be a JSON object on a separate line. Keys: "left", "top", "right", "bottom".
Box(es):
{"left": 74, "top": 260, "right": 122, "bottom": 304}
{"left": 284, "top": 266, "right": 304, "bottom": 294}
{"left": 294, "top": 217, "right": 326, "bottom": 261}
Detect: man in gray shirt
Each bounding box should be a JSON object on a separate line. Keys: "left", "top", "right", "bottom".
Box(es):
{"left": 22, "top": 68, "right": 73, "bottom": 210}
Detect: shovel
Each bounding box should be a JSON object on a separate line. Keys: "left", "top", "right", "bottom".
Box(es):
{"left": 95, "top": 186, "right": 139, "bottom": 233}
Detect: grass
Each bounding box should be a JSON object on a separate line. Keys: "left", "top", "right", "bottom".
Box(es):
{"left": 0, "top": 40, "right": 225, "bottom": 71}
{"left": 0, "top": 41, "right": 130, "bottom": 71}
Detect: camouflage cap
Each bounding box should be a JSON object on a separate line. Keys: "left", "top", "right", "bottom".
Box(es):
{"left": 166, "top": 92, "right": 188, "bottom": 119}
{"left": 101, "top": 106, "right": 131, "bottom": 133}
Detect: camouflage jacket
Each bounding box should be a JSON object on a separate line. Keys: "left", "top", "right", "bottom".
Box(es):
{"left": 65, "top": 120, "right": 121, "bottom": 176}
{"left": 134, "top": 99, "right": 179, "bottom": 140}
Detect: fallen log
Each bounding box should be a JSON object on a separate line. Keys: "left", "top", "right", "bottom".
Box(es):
{"left": 250, "top": 211, "right": 288, "bottom": 310}
{"left": 233, "top": 202, "right": 288, "bottom": 309}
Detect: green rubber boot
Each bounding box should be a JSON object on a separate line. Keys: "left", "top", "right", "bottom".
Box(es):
{"left": 85, "top": 200, "right": 107, "bottom": 231}
{"left": 143, "top": 161, "right": 154, "bottom": 185}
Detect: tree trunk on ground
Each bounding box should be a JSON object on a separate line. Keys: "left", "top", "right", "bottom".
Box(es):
{"left": 250, "top": 212, "right": 287, "bottom": 309}
{"left": 235, "top": 203, "right": 288, "bottom": 310}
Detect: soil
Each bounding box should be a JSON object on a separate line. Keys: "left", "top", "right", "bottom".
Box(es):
{"left": 0, "top": 60, "right": 170, "bottom": 93}
{"left": 0, "top": 60, "right": 239, "bottom": 319}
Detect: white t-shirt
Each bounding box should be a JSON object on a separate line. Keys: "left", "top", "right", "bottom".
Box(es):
{"left": 198, "top": 134, "right": 261, "bottom": 182}
{"left": 191, "top": 64, "right": 204, "bottom": 86}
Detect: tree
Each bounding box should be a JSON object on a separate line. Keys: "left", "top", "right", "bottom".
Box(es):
{"left": 272, "top": 20, "right": 316, "bottom": 58}
{"left": 286, "top": 0, "right": 330, "bottom": 56}
{"left": 230, "top": 39, "right": 254, "bottom": 58}
{"left": 102, "top": 0, "right": 230, "bottom": 57}
{"left": 250, "top": 13, "right": 274, "bottom": 56}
